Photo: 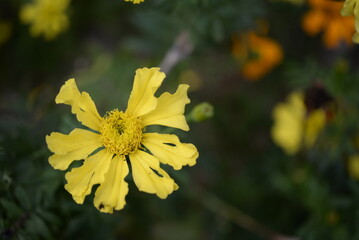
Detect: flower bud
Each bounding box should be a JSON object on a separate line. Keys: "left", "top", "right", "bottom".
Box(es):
{"left": 189, "top": 102, "right": 214, "bottom": 122}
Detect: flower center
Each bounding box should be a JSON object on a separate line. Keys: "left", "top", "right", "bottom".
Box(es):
{"left": 100, "top": 110, "right": 143, "bottom": 156}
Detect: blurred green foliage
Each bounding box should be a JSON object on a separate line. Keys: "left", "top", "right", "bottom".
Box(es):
{"left": 2, "top": 0, "right": 359, "bottom": 239}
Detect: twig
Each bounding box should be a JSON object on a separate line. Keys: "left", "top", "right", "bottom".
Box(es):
{"left": 194, "top": 186, "right": 300, "bottom": 240}
{"left": 159, "top": 31, "right": 193, "bottom": 74}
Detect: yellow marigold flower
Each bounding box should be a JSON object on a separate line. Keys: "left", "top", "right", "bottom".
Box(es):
{"left": 20, "top": 0, "right": 70, "bottom": 40}
{"left": 271, "top": 92, "right": 326, "bottom": 155}
{"left": 46, "top": 67, "right": 198, "bottom": 213}
{"left": 348, "top": 155, "right": 359, "bottom": 179}
{"left": 124, "top": 0, "right": 144, "bottom": 4}
{"left": 341, "top": 0, "right": 359, "bottom": 43}
{"left": 302, "top": 0, "right": 355, "bottom": 48}
{"left": 232, "top": 32, "right": 283, "bottom": 81}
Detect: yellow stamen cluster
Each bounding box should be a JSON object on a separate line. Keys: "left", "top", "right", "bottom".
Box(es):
{"left": 100, "top": 110, "right": 143, "bottom": 156}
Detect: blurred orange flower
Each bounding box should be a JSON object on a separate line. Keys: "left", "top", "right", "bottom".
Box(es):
{"left": 302, "top": 0, "right": 355, "bottom": 48}
{"left": 232, "top": 32, "right": 283, "bottom": 81}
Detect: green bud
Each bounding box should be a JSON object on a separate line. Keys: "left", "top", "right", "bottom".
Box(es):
{"left": 189, "top": 102, "right": 214, "bottom": 122}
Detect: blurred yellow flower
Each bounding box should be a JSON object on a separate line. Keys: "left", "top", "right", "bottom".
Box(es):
{"left": 0, "top": 21, "right": 12, "bottom": 45}
{"left": 46, "top": 67, "right": 198, "bottom": 213}
{"left": 124, "top": 0, "right": 144, "bottom": 4}
{"left": 20, "top": 0, "right": 70, "bottom": 40}
{"left": 302, "top": 0, "right": 355, "bottom": 48}
{"left": 271, "top": 92, "right": 326, "bottom": 155}
{"left": 348, "top": 155, "right": 359, "bottom": 179}
{"left": 341, "top": 0, "right": 359, "bottom": 43}
{"left": 232, "top": 32, "right": 283, "bottom": 81}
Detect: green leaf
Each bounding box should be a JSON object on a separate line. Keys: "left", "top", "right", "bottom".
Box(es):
{"left": 37, "top": 209, "right": 61, "bottom": 226}
{"left": 14, "top": 187, "right": 31, "bottom": 211}
{"left": 26, "top": 214, "right": 52, "bottom": 240}
{"left": 0, "top": 198, "right": 23, "bottom": 218}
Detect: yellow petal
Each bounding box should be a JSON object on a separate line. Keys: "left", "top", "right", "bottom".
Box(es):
{"left": 304, "top": 109, "right": 326, "bottom": 147}
{"left": 126, "top": 68, "right": 165, "bottom": 117}
{"left": 129, "top": 150, "right": 178, "bottom": 199}
{"left": 142, "top": 84, "right": 190, "bottom": 131}
{"left": 46, "top": 128, "right": 102, "bottom": 170}
{"left": 55, "top": 79, "right": 102, "bottom": 131}
{"left": 64, "top": 149, "right": 113, "bottom": 204}
{"left": 142, "top": 133, "right": 198, "bottom": 170}
{"left": 94, "top": 155, "right": 129, "bottom": 213}
{"left": 353, "top": 31, "right": 359, "bottom": 43}
{"left": 271, "top": 92, "right": 305, "bottom": 155}
{"left": 20, "top": 5, "right": 36, "bottom": 23}
{"left": 341, "top": 0, "right": 357, "bottom": 17}
{"left": 348, "top": 155, "right": 359, "bottom": 179}
{"left": 124, "top": 0, "right": 145, "bottom": 3}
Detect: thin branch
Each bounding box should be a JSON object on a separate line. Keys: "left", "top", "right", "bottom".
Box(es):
{"left": 159, "top": 31, "right": 193, "bottom": 74}
{"left": 193, "top": 185, "right": 300, "bottom": 240}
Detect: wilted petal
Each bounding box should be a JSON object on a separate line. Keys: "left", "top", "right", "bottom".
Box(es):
{"left": 142, "top": 133, "right": 198, "bottom": 170}
{"left": 46, "top": 128, "right": 102, "bottom": 170}
{"left": 65, "top": 149, "right": 113, "bottom": 204}
{"left": 130, "top": 150, "right": 178, "bottom": 199}
{"left": 142, "top": 84, "right": 190, "bottom": 131}
{"left": 55, "top": 78, "right": 103, "bottom": 131}
{"left": 94, "top": 155, "right": 129, "bottom": 213}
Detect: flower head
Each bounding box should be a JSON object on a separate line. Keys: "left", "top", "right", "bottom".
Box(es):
{"left": 302, "top": 0, "right": 355, "bottom": 48}
{"left": 341, "top": 0, "right": 359, "bottom": 43}
{"left": 20, "top": 0, "right": 70, "bottom": 40}
{"left": 232, "top": 32, "right": 283, "bottom": 81}
{"left": 46, "top": 67, "right": 198, "bottom": 213}
{"left": 271, "top": 91, "right": 326, "bottom": 155}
